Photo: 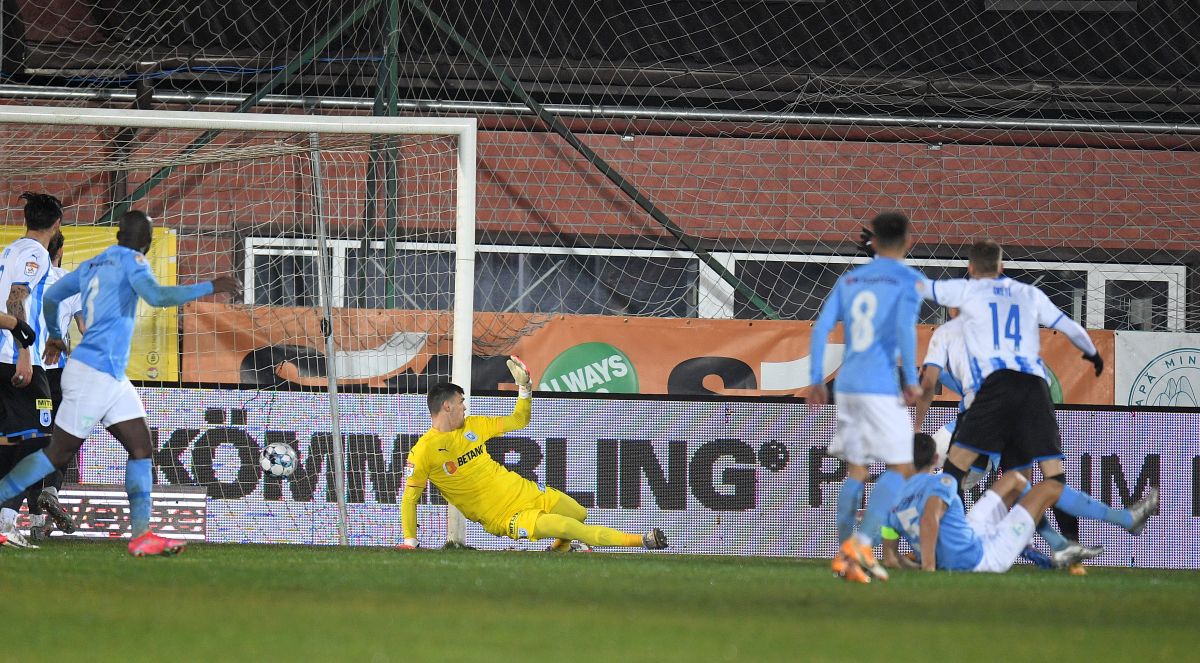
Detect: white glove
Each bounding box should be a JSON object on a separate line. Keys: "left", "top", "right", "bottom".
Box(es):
{"left": 507, "top": 355, "right": 532, "bottom": 398}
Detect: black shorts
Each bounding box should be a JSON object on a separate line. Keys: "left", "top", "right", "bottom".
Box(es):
{"left": 952, "top": 369, "right": 1062, "bottom": 471}
{"left": 47, "top": 367, "right": 63, "bottom": 412}
{"left": 0, "top": 363, "right": 53, "bottom": 439}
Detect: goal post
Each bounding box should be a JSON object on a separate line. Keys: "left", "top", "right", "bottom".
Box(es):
{"left": 0, "top": 105, "right": 475, "bottom": 546}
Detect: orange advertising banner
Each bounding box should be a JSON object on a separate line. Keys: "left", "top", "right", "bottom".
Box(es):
{"left": 183, "top": 302, "right": 1114, "bottom": 404}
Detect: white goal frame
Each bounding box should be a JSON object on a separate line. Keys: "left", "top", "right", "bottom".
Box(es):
{"left": 0, "top": 105, "right": 476, "bottom": 546}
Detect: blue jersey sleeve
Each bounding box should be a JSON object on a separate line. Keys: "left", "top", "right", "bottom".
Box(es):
{"left": 928, "top": 474, "right": 958, "bottom": 507}
{"left": 125, "top": 253, "right": 214, "bottom": 307}
{"left": 895, "top": 277, "right": 921, "bottom": 386}
{"left": 42, "top": 268, "right": 82, "bottom": 340}
{"left": 809, "top": 279, "right": 844, "bottom": 386}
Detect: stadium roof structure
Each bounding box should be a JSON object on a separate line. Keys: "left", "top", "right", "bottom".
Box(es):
{"left": 2, "top": 0, "right": 1198, "bottom": 121}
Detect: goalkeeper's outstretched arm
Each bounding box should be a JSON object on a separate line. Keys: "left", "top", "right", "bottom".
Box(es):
{"left": 477, "top": 356, "right": 534, "bottom": 436}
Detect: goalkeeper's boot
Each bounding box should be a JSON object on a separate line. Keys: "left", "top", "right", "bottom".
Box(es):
{"left": 1125, "top": 487, "right": 1158, "bottom": 535}
{"left": 642, "top": 528, "right": 668, "bottom": 550}
{"left": 128, "top": 531, "right": 187, "bottom": 557}
{"left": 38, "top": 489, "right": 77, "bottom": 534}
{"left": 1068, "top": 563, "right": 1088, "bottom": 576}
{"left": 840, "top": 536, "right": 888, "bottom": 582}
{"left": 546, "top": 538, "right": 573, "bottom": 552}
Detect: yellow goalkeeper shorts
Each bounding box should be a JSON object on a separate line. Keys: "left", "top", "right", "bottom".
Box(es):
{"left": 502, "top": 486, "right": 566, "bottom": 541}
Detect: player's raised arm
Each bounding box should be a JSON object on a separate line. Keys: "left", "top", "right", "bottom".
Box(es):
{"left": 928, "top": 278, "right": 968, "bottom": 308}
{"left": 128, "top": 262, "right": 239, "bottom": 308}
{"left": 471, "top": 356, "right": 534, "bottom": 439}
{"left": 1033, "top": 289, "right": 1102, "bottom": 375}
{"left": 807, "top": 280, "right": 843, "bottom": 405}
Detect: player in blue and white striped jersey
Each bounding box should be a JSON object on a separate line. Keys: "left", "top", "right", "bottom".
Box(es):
{"left": 928, "top": 240, "right": 1157, "bottom": 544}
{"left": 0, "top": 192, "right": 63, "bottom": 549}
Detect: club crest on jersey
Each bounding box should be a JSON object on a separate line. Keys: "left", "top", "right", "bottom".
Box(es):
{"left": 465, "top": 431, "right": 478, "bottom": 442}
{"left": 443, "top": 460, "right": 458, "bottom": 475}
{"left": 404, "top": 461, "right": 415, "bottom": 478}
{"left": 940, "top": 475, "right": 955, "bottom": 488}
{"left": 23, "top": 261, "right": 38, "bottom": 277}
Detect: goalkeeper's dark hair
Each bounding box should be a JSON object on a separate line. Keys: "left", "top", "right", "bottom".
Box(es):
{"left": 913, "top": 433, "right": 937, "bottom": 471}
{"left": 968, "top": 239, "right": 1003, "bottom": 276}
{"left": 19, "top": 192, "right": 64, "bottom": 230}
{"left": 428, "top": 382, "right": 464, "bottom": 414}
{"left": 869, "top": 211, "right": 909, "bottom": 250}
{"left": 47, "top": 231, "right": 65, "bottom": 262}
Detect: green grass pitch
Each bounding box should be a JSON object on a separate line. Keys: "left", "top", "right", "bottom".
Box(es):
{"left": 2, "top": 541, "right": 1197, "bottom": 662}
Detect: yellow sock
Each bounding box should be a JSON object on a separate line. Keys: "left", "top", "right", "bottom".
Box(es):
{"left": 533, "top": 513, "right": 643, "bottom": 548}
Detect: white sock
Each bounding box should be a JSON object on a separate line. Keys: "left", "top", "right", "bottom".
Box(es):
{"left": 42, "top": 486, "right": 58, "bottom": 498}
{"left": 30, "top": 514, "right": 46, "bottom": 527}
{"left": 0, "top": 507, "right": 17, "bottom": 529}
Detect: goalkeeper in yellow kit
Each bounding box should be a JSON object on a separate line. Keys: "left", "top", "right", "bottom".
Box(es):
{"left": 398, "top": 356, "right": 668, "bottom": 551}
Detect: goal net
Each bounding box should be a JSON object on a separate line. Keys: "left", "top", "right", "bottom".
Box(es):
{"left": 0, "top": 107, "right": 480, "bottom": 545}
{"left": 0, "top": 2, "right": 1196, "bottom": 549}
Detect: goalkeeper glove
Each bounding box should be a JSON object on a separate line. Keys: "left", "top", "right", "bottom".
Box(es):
{"left": 397, "top": 538, "right": 419, "bottom": 550}
{"left": 1083, "top": 352, "right": 1104, "bottom": 377}
{"left": 857, "top": 227, "right": 875, "bottom": 258}
{"left": 10, "top": 320, "right": 35, "bottom": 348}
{"left": 507, "top": 355, "right": 532, "bottom": 398}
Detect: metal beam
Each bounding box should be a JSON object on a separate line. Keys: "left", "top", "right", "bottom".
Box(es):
{"left": 97, "top": 0, "right": 385, "bottom": 224}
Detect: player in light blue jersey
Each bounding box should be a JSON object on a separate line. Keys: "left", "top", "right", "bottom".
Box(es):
{"left": 809, "top": 212, "right": 928, "bottom": 583}
{"left": 0, "top": 211, "right": 239, "bottom": 556}
{"left": 881, "top": 433, "right": 1090, "bottom": 573}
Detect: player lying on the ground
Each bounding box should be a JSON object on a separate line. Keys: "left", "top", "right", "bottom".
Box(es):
{"left": 0, "top": 211, "right": 239, "bottom": 556}
{"left": 398, "top": 357, "right": 667, "bottom": 552}
{"left": 879, "top": 433, "right": 1091, "bottom": 573}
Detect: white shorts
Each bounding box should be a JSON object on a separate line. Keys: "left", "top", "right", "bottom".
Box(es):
{"left": 56, "top": 360, "right": 147, "bottom": 439}
{"left": 828, "top": 393, "right": 912, "bottom": 466}
{"left": 967, "top": 490, "right": 1037, "bottom": 573}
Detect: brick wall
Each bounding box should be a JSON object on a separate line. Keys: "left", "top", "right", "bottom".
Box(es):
{"left": 2, "top": 122, "right": 1197, "bottom": 283}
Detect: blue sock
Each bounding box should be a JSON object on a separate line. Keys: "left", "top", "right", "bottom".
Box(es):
{"left": 0, "top": 450, "right": 55, "bottom": 502}
{"left": 1015, "top": 482, "right": 1068, "bottom": 551}
{"left": 1055, "top": 484, "right": 1133, "bottom": 529}
{"left": 837, "top": 478, "right": 865, "bottom": 543}
{"left": 126, "top": 458, "right": 153, "bottom": 537}
{"left": 861, "top": 470, "right": 906, "bottom": 545}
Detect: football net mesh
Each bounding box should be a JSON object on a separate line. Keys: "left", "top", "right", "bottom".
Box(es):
{"left": 0, "top": 2, "right": 1196, "bottom": 546}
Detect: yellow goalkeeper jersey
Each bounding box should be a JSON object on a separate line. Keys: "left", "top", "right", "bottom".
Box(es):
{"left": 400, "top": 397, "right": 538, "bottom": 539}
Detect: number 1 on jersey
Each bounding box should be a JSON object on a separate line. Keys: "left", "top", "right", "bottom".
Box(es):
{"left": 988, "top": 302, "right": 1022, "bottom": 351}
{"left": 83, "top": 276, "right": 100, "bottom": 330}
